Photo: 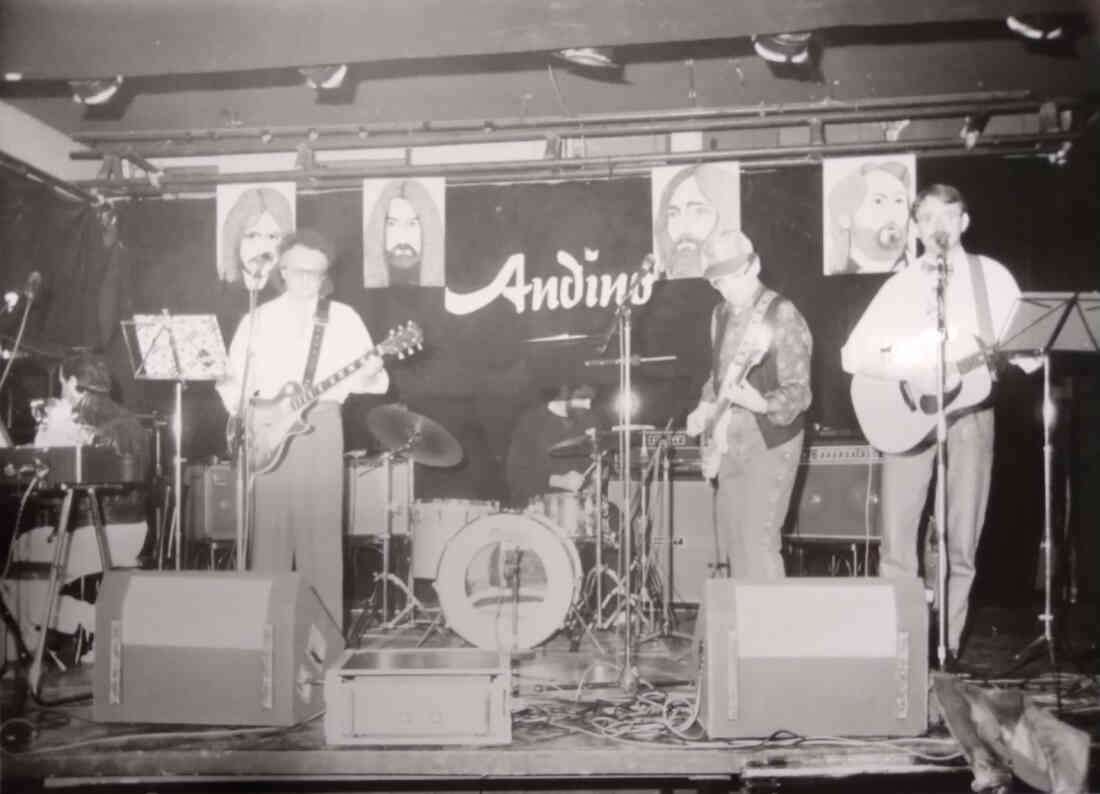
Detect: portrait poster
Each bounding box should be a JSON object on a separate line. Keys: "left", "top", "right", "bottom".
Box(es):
{"left": 651, "top": 161, "right": 741, "bottom": 280}
{"left": 822, "top": 154, "right": 916, "bottom": 276}
{"left": 362, "top": 177, "right": 446, "bottom": 288}
{"left": 215, "top": 182, "right": 296, "bottom": 286}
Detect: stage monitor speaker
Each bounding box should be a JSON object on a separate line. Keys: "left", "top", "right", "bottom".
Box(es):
{"left": 785, "top": 443, "right": 881, "bottom": 541}
{"left": 185, "top": 462, "right": 236, "bottom": 542}
{"left": 94, "top": 570, "right": 344, "bottom": 726}
{"left": 698, "top": 577, "right": 927, "bottom": 738}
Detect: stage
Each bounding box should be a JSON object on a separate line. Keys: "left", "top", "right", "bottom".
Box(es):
{"left": 3, "top": 599, "right": 1097, "bottom": 793}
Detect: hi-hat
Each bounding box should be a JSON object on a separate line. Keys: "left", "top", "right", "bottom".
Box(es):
{"left": 548, "top": 425, "right": 655, "bottom": 457}
{"left": 367, "top": 404, "right": 462, "bottom": 467}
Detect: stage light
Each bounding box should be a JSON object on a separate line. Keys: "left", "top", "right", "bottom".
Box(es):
{"left": 752, "top": 32, "right": 815, "bottom": 65}
{"left": 614, "top": 389, "right": 641, "bottom": 420}
{"left": 554, "top": 47, "right": 619, "bottom": 70}
{"left": 960, "top": 114, "right": 990, "bottom": 150}
{"left": 1006, "top": 15, "right": 1065, "bottom": 41}
{"left": 70, "top": 76, "right": 123, "bottom": 106}
{"left": 299, "top": 64, "right": 347, "bottom": 90}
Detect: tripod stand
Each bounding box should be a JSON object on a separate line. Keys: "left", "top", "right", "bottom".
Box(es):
{"left": 999, "top": 292, "right": 1099, "bottom": 668}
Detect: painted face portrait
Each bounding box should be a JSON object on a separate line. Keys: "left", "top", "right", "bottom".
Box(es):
{"left": 217, "top": 185, "right": 295, "bottom": 285}
{"left": 362, "top": 178, "right": 446, "bottom": 288}
{"left": 847, "top": 168, "right": 910, "bottom": 269}
{"left": 665, "top": 176, "right": 719, "bottom": 277}
{"left": 823, "top": 157, "right": 914, "bottom": 275}
{"left": 383, "top": 196, "right": 424, "bottom": 272}
{"left": 653, "top": 162, "right": 741, "bottom": 279}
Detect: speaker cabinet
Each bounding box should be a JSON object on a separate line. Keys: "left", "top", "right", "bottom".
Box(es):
{"left": 185, "top": 463, "right": 236, "bottom": 542}
{"left": 786, "top": 443, "right": 881, "bottom": 541}
{"left": 94, "top": 570, "right": 344, "bottom": 726}
{"left": 698, "top": 577, "right": 927, "bottom": 738}
{"left": 668, "top": 478, "right": 718, "bottom": 604}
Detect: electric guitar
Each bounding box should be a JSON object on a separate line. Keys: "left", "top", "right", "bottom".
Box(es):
{"left": 699, "top": 347, "right": 767, "bottom": 480}
{"left": 850, "top": 335, "right": 999, "bottom": 454}
{"left": 233, "top": 322, "right": 423, "bottom": 474}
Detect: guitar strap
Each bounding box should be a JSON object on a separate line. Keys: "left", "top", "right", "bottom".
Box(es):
{"left": 967, "top": 253, "right": 994, "bottom": 346}
{"left": 301, "top": 298, "right": 331, "bottom": 387}
{"left": 712, "top": 287, "right": 777, "bottom": 390}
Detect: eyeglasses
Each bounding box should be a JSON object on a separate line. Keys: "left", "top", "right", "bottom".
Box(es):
{"left": 283, "top": 268, "right": 326, "bottom": 280}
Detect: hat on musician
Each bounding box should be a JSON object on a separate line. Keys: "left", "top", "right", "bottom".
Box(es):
{"left": 702, "top": 229, "right": 756, "bottom": 280}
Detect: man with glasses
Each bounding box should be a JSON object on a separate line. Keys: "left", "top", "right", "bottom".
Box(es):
{"left": 218, "top": 229, "right": 390, "bottom": 628}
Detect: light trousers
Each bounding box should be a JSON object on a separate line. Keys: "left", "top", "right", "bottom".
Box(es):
{"left": 879, "top": 407, "right": 995, "bottom": 653}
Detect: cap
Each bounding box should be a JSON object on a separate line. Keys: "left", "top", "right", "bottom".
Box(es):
{"left": 702, "top": 229, "right": 756, "bottom": 279}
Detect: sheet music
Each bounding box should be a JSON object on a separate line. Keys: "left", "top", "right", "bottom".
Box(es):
{"left": 126, "top": 314, "right": 228, "bottom": 381}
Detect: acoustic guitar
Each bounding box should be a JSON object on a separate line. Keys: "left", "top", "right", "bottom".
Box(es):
{"left": 850, "top": 335, "right": 998, "bottom": 454}
{"left": 233, "top": 322, "right": 423, "bottom": 474}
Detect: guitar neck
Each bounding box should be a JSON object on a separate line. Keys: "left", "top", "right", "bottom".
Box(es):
{"left": 300, "top": 350, "right": 377, "bottom": 405}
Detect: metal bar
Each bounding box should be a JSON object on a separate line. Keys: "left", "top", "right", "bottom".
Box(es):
{"left": 71, "top": 89, "right": 1040, "bottom": 148}
{"left": 0, "top": 152, "right": 99, "bottom": 204}
{"left": 71, "top": 132, "right": 1075, "bottom": 196}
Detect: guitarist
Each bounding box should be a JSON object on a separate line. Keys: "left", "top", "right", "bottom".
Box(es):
{"left": 841, "top": 184, "right": 1037, "bottom": 665}
{"left": 684, "top": 230, "right": 812, "bottom": 580}
{"left": 217, "top": 229, "right": 389, "bottom": 629}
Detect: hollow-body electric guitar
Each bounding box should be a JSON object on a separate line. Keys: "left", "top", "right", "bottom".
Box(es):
{"left": 850, "top": 334, "right": 999, "bottom": 454}
{"left": 236, "top": 322, "right": 423, "bottom": 474}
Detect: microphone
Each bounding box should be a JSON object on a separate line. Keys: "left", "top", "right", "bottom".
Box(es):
{"left": 933, "top": 231, "right": 949, "bottom": 251}
{"left": 567, "top": 397, "right": 592, "bottom": 411}
{"left": 24, "top": 272, "right": 42, "bottom": 301}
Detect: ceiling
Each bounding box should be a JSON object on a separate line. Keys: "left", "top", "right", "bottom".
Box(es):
{"left": 1, "top": 0, "right": 1097, "bottom": 194}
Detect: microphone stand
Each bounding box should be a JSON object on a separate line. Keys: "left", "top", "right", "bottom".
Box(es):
{"left": 932, "top": 248, "right": 949, "bottom": 671}
{"left": 594, "top": 264, "right": 654, "bottom": 694}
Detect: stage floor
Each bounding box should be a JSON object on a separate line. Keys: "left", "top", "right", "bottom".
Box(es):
{"left": 2, "top": 600, "right": 1098, "bottom": 792}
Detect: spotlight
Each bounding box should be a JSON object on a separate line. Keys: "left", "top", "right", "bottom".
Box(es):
{"left": 299, "top": 64, "right": 347, "bottom": 90}
{"left": 960, "top": 114, "right": 990, "bottom": 150}
{"left": 553, "top": 47, "right": 619, "bottom": 70}
{"left": 70, "top": 76, "right": 123, "bottom": 106}
{"left": 752, "top": 32, "right": 814, "bottom": 65}
{"left": 1006, "top": 15, "right": 1064, "bottom": 41}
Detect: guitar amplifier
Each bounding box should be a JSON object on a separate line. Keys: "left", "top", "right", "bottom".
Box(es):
{"left": 185, "top": 462, "right": 237, "bottom": 542}
{"left": 94, "top": 570, "right": 344, "bottom": 726}
{"left": 785, "top": 442, "right": 882, "bottom": 542}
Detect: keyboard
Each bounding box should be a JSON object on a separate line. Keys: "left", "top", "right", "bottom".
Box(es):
{"left": 0, "top": 446, "right": 146, "bottom": 487}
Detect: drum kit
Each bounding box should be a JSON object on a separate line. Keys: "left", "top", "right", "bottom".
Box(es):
{"left": 349, "top": 403, "right": 684, "bottom": 657}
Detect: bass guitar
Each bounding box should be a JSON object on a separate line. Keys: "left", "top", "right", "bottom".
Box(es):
{"left": 850, "top": 335, "right": 998, "bottom": 454}
{"left": 235, "top": 322, "right": 423, "bottom": 474}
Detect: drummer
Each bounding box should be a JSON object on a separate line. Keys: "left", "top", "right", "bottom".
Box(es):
{"left": 504, "top": 383, "right": 602, "bottom": 509}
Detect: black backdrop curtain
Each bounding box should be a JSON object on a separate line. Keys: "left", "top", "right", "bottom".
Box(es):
{"left": 3, "top": 142, "right": 1097, "bottom": 603}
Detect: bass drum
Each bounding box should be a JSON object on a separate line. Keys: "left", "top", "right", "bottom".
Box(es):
{"left": 433, "top": 512, "right": 582, "bottom": 652}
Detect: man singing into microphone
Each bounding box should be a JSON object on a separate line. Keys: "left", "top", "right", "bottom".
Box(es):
{"left": 841, "top": 184, "right": 1036, "bottom": 667}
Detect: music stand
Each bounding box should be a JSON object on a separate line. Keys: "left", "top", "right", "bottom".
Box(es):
{"left": 122, "top": 312, "right": 227, "bottom": 570}
{"left": 997, "top": 291, "right": 1100, "bottom": 668}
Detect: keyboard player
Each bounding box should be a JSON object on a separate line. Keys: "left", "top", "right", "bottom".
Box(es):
{"left": 2, "top": 351, "right": 148, "bottom": 662}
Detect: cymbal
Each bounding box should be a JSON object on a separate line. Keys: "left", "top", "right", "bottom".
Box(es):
{"left": 367, "top": 404, "right": 462, "bottom": 468}
{"left": 548, "top": 425, "right": 656, "bottom": 457}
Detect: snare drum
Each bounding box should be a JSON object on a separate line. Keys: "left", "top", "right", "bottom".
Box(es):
{"left": 527, "top": 491, "right": 595, "bottom": 540}
{"left": 434, "top": 511, "right": 582, "bottom": 650}
{"left": 410, "top": 499, "right": 498, "bottom": 579}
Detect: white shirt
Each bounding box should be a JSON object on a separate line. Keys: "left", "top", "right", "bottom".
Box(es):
{"left": 841, "top": 250, "right": 1022, "bottom": 379}
{"left": 217, "top": 295, "right": 389, "bottom": 414}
